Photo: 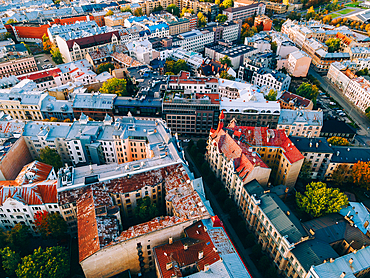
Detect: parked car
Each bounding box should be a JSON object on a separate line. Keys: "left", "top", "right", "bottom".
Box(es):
{"left": 183, "top": 139, "right": 191, "bottom": 143}
{"left": 44, "top": 59, "right": 49, "bottom": 62}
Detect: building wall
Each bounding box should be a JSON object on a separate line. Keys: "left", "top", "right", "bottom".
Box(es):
{"left": 0, "top": 100, "right": 44, "bottom": 121}
{"left": 287, "top": 55, "right": 311, "bottom": 78}
{"left": 343, "top": 79, "right": 370, "bottom": 112}
{"left": 80, "top": 220, "right": 194, "bottom": 277}
{"left": 0, "top": 56, "right": 37, "bottom": 78}
{"left": 277, "top": 124, "right": 322, "bottom": 138}
{"left": 0, "top": 137, "right": 32, "bottom": 181}
{"left": 301, "top": 151, "right": 332, "bottom": 180}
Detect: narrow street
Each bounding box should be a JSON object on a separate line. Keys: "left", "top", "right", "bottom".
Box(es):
{"left": 184, "top": 148, "right": 263, "bottom": 278}
{"left": 309, "top": 69, "right": 370, "bottom": 136}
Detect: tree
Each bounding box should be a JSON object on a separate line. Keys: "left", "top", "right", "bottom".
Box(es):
{"left": 197, "top": 139, "right": 206, "bottom": 154}
{"left": 220, "top": 56, "right": 232, "bottom": 68}
{"left": 96, "top": 62, "right": 115, "bottom": 74}
{"left": 51, "top": 47, "right": 64, "bottom": 64}
{"left": 121, "top": 6, "right": 132, "bottom": 13}
{"left": 134, "top": 196, "right": 159, "bottom": 222}
{"left": 39, "top": 146, "right": 63, "bottom": 171}
{"left": 256, "top": 22, "right": 264, "bottom": 32}
{"left": 306, "top": 6, "right": 315, "bottom": 20}
{"left": 220, "top": 71, "right": 235, "bottom": 80}
{"left": 152, "top": 5, "right": 163, "bottom": 12}
{"left": 106, "top": 10, "right": 114, "bottom": 16}
{"left": 197, "top": 12, "right": 207, "bottom": 28}
{"left": 0, "top": 247, "right": 21, "bottom": 277}
{"left": 42, "top": 34, "right": 52, "bottom": 53}
{"left": 325, "top": 38, "right": 341, "bottom": 53}
{"left": 5, "top": 19, "right": 17, "bottom": 24}
{"left": 327, "top": 136, "right": 350, "bottom": 146}
{"left": 220, "top": 0, "right": 233, "bottom": 9}
{"left": 216, "top": 14, "right": 228, "bottom": 23}
{"left": 166, "top": 4, "right": 180, "bottom": 16}
{"left": 173, "top": 59, "right": 188, "bottom": 74}
{"left": 35, "top": 211, "right": 67, "bottom": 239}
{"left": 63, "top": 118, "right": 71, "bottom": 122}
{"left": 6, "top": 224, "right": 31, "bottom": 255}
{"left": 296, "top": 82, "right": 319, "bottom": 104}
{"left": 180, "top": 8, "right": 194, "bottom": 17}
{"left": 323, "top": 15, "right": 332, "bottom": 24}
{"left": 352, "top": 161, "right": 370, "bottom": 190}
{"left": 16, "top": 246, "right": 69, "bottom": 278}
{"left": 299, "top": 160, "right": 311, "bottom": 182}
{"left": 21, "top": 42, "right": 31, "bottom": 54}
{"left": 133, "top": 8, "right": 143, "bottom": 16}
{"left": 100, "top": 78, "right": 128, "bottom": 96}
{"left": 331, "top": 164, "right": 351, "bottom": 187}
{"left": 296, "top": 182, "right": 348, "bottom": 218}
{"left": 265, "top": 89, "right": 277, "bottom": 101}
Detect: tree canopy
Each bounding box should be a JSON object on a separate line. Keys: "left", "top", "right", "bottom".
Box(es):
{"left": 152, "top": 5, "right": 163, "bottom": 12}
{"left": 21, "top": 43, "right": 31, "bottom": 54}
{"left": 16, "top": 246, "right": 69, "bottom": 278}
{"left": 42, "top": 34, "right": 52, "bottom": 53}
{"left": 39, "top": 146, "right": 63, "bottom": 171}
{"left": 327, "top": 136, "right": 350, "bottom": 146}
{"left": 133, "top": 8, "right": 143, "bottom": 16}
{"left": 167, "top": 4, "right": 180, "bottom": 16}
{"left": 220, "top": 71, "right": 235, "bottom": 80}
{"left": 296, "top": 82, "right": 319, "bottom": 104}
{"left": 265, "top": 89, "right": 277, "bottom": 101}
{"left": 0, "top": 247, "right": 21, "bottom": 277}
{"left": 271, "top": 41, "right": 278, "bottom": 54}
{"left": 134, "top": 196, "right": 159, "bottom": 222}
{"left": 352, "top": 161, "right": 370, "bottom": 190}
{"left": 180, "top": 8, "right": 194, "bottom": 17}
{"left": 220, "top": 0, "right": 233, "bottom": 9}
{"left": 51, "top": 47, "right": 63, "bottom": 64}
{"left": 105, "top": 10, "right": 114, "bottom": 16}
{"left": 96, "top": 62, "right": 114, "bottom": 74}
{"left": 121, "top": 6, "right": 132, "bottom": 13}
{"left": 216, "top": 14, "right": 228, "bottom": 23}
{"left": 197, "top": 12, "right": 207, "bottom": 28}
{"left": 6, "top": 19, "right": 17, "bottom": 24}
{"left": 325, "top": 38, "right": 341, "bottom": 53}
{"left": 296, "top": 182, "right": 349, "bottom": 218}
{"left": 100, "top": 78, "right": 128, "bottom": 96}
{"left": 35, "top": 211, "right": 68, "bottom": 239}
{"left": 165, "top": 59, "right": 188, "bottom": 75}
{"left": 219, "top": 56, "right": 232, "bottom": 68}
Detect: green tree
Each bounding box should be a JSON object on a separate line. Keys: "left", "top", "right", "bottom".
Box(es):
{"left": 331, "top": 164, "right": 351, "bottom": 187}
{"left": 100, "top": 78, "right": 128, "bottom": 96}
{"left": 271, "top": 41, "right": 278, "bottom": 54}
{"left": 296, "top": 82, "right": 319, "bottom": 104}
{"left": 223, "top": 198, "right": 234, "bottom": 213}
{"left": 325, "top": 38, "right": 341, "bottom": 53}
{"left": 166, "top": 4, "right": 180, "bottom": 16}
{"left": 6, "top": 224, "right": 31, "bottom": 255}
{"left": 180, "top": 8, "right": 194, "bottom": 17}
{"left": 299, "top": 160, "right": 311, "bottom": 182}
{"left": 35, "top": 211, "right": 67, "bottom": 239}
{"left": 96, "top": 62, "right": 115, "bottom": 74}
{"left": 133, "top": 8, "right": 144, "bottom": 16}
{"left": 165, "top": 59, "right": 175, "bottom": 73}
{"left": 197, "top": 139, "right": 206, "bottom": 154}
{"left": 16, "top": 246, "right": 69, "bottom": 278}
{"left": 173, "top": 59, "right": 188, "bottom": 74}
{"left": 220, "top": 0, "right": 233, "bottom": 9}
{"left": 5, "top": 19, "right": 17, "bottom": 24}
{"left": 51, "top": 47, "right": 64, "bottom": 64}
{"left": 106, "top": 10, "right": 114, "bottom": 16}
{"left": 296, "top": 182, "right": 349, "bottom": 218}
{"left": 216, "top": 14, "right": 228, "bottom": 23}
{"left": 21, "top": 42, "right": 31, "bottom": 54}
{"left": 219, "top": 71, "right": 235, "bottom": 80}
{"left": 39, "top": 146, "right": 63, "bottom": 171}
{"left": 134, "top": 196, "right": 159, "bottom": 222}
{"left": 121, "top": 6, "right": 132, "bottom": 13}
{"left": 327, "top": 136, "right": 350, "bottom": 146}
{"left": 0, "top": 247, "right": 21, "bottom": 277}
{"left": 219, "top": 56, "right": 232, "bottom": 68}
{"left": 152, "top": 5, "right": 163, "bottom": 12}
{"left": 265, "top": 89, "right": 277, "bottom": 101}
{"left": 197, "top": 12, "right": 207, "bottom": 28}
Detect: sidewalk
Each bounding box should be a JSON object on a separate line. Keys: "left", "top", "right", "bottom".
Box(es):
{"left": 184, "top": 150, "right": 263, "bottom": 278}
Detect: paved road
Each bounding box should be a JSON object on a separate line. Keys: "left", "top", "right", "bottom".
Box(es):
{"left": 309, "top": 69, "right": 370, "bottom": 136}
{"left": 184, "top": 149, "right": 262, "bottom": 278}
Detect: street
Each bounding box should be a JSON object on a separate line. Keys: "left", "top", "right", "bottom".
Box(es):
{"left": 309, "top": 69, "right": 370, "bottom": 137}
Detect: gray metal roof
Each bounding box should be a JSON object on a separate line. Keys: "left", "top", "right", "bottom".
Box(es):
{"left": 330, "top": 146, "right": 370, "bottom": 164}
{"left": 289, "top": 136, "right": 334, "bottom": 154}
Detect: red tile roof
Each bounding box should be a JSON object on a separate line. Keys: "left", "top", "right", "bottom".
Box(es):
{"left": 169, "top": 71, "right": 218, "bottom": 85}
{"left": 15, "top": 161, "right": 54, "bottom": 185}
{"left": 66, "top": 31, "right": 120, "bottom": 50}
{"left": 279, "top": 91, "right": 311, "bottom": 108}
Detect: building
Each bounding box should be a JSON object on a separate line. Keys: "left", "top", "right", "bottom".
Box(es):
{"left": 340, "top": 202, "right": 370, "bottom": 237}
{"left": 320, "top": 119, "right": 357, "bottom": 141}
{"left": 39, "top": 95, "right": 74, "bottom": 121}
{"left": 104, "top": 12, "right": 132, "bottom": 27}
{"left": 278, "top": 91, "right": 314, "bottom": 110}
{"left": 207, "top": 116, "right": 304, "bottom": 188}
{"left": 204, "top": 21, "right": 242, "bottom": 43}
{"left": 262, "top": 1, "right": 287, "bottom": 14}
{"left": 198, "top": 59, "right": 237, "bottom": 78}
{"left": 0, "top": 50, "right": 37, "bottom": 78}
{"left": 218, "top": 78, "right": 280, "bottom": 128}
{"left": 172, "top": 30, "right": 215, "bottom": 52}
{"left": 254, "top": 15, "right": 272, "bottom": 31}
{"left": 56, "top": 30, "right": 120, "bottom": 63}
{"left": 223, "top": 3, "right": 265, "bottom": 22}
{"left": 47, "top": 20, "right": 99, "bottom": 44}
{"left": 271, "top": 32, "right": 299, "bottom": 59}
{"left": 327, "top": 61, "right": 357, "bottom": 91}
{"left": 252, "top": 68, "right": 291, "bottom": 92}
{"left": 170, "top": 48, "right": 204, "bottom": 74}
{"left": 163, "top": 71, "right": 220, "bottom": 136}
{"left": 277, "top": 109, "right": 323, "bottom": 137}
{"left": 205, "top": 41, "right": 258, "bottom": 70}
{"left": 154, "top": 217, "right": 251, "bottom": 278}
{"left": 286, "top": 50, "right": 312, "bottom": 78}
{"left": 72, "top": 93, "right": 116, "bottom": 121}
{"left": 289, "top": 136, "right": 333, "bottom": 180}
{"left": 343, "top": 76, "right": 370, "bottom": 112}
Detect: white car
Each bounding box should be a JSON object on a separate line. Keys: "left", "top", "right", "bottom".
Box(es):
{"left": 183, "top": 139, "right": 191, "bottom": 143}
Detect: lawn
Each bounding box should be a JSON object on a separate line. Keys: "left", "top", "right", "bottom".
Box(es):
{"left": 337, "top": 8, "right": 356, "bottom": 14}
{"left": 330, "top": 13, "right": 341, "bottom": 18}
{"left": 345, "top": 1, "right": 365, "bottom": 8}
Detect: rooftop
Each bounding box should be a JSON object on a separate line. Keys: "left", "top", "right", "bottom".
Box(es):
{"left": 278, "top": 109, "right": 323, "bottom": 127}
{"left": 279, "top": 91, "right": 312, "bottom": 108}
{"left": 289, "top": 137, "right": 333, "bottom": 154}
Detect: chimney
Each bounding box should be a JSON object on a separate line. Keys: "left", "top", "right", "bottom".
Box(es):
{"left": 166, "top": 262, "right": 173, "bottom": 270}
{"left": 204, "top": 226, "right": 207, "bottom": 232}
{"left": 349, "top": 258, "right": 353, "bottom": 265}
{"left": 340, "top": 272, "right": 346, "bottom": 278}
{"left": 330, "top": 258, "right": 335, "bottom": 263}
{"left": 316, "top": 142, "right": 319, "bottom": 148}
{"left": 309, "top": 142, "right": 312, "bottom": 147}
{"left": 184, "top": 244, "right": 188, "bottom": 250}
{"left": 169, "top": 237, "right": 173, "bottom": 244}
{"left": 204, "top": 264, "right": 210, "bottom": 271}
{"left": 198, "top": 250, "right": 204, "bottom": 260}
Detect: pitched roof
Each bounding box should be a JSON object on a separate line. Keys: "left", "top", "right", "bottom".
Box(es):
{"left": 66, "top": 31, "right": 120, "bottom": 50}
{"left": 14, "top": 160, "right": 53, "bottom": 185}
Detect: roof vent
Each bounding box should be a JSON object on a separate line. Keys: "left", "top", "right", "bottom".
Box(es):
{"left": 340, "top": 272, "right": 346, "bottom": 278}
{"left": 198, "top": 250, "right": 204, "bottom": 260}
{"left": 204, "top": 264, "right": 210, "bottom": 272}
{"left": 184, "top": 244, "right": 188, "bottom": 250}
{"left": 166, "top": 262, "right": 173, "bottom": 270}
{"left": 349, "top": 258, "right": 353, "bottom": 265}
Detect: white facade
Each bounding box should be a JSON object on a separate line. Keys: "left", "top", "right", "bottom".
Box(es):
{"left": 344, "top": 77, "right": 370, "bottom": 112}
{"left": 173, "top": 30, "right": 215, "bottom": 52}
{"left": 252, "top": 69, "right": 291, "bottom": 92}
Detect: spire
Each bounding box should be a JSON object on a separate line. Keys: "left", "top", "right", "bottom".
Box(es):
{"left": 216, "top": 111, "right": 225, "bottom": 133}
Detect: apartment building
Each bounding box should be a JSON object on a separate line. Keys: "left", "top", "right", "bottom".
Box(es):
{"left": 327, "top": 62, "right": 357, "bottom": 91}
{"left": 277, "top": 109, "right": 323, "bottom": 138}
{"left": 262, "top": 1, "right": 287, "bottom": 13}
{"left": 104, "top": 12, "right": 132, "bottom": 27}
{"left": 170, "top": 48, "right": 204, "bottom": 74}
{"left": 223, "top": 3, "right": 265, "bottom": 22}
{"left": 289, "top": 136, "right": 333, "bottom": 180}
{"left": 286, "top": 50, "right": 312, "bottom": 78}
{"left": 39, "top": 95, "right": 74, "bottom": 121}
{"left": 172, "top": 29, "right": 215, "bottom": 52}
{"left": 254, "top": 15, "right": 272, "bottom": 31}
{"left": 56, "top": 30, "right": 120, "bottom": 62}
{"left": 205, "top": 21, "right": 241, "bottom": 44}
{"left": 219, "top": 78, "right": 281, "bottom": 128}
{"left": 47, "top": 20, "right": 99, "bottom": 44}
{"left": 349, "top": 46, "right": 370, "bottom": 61}
{"left": 252, "top": 68, "right": 291, "bottom": 92}
{"left": 163, "top": 71, "right": 220, "bottom": 136}
{"left": 320, "top": 119, "right": 357, "bottom": 141}
{"left": 343, "top": 76, "right": 370, "bottom": 112}
{"left": 278, "top": 91, "right": 314, "bottom": 110}
{"left": 207, "top": 116, "right": 304, "bottom": 188}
